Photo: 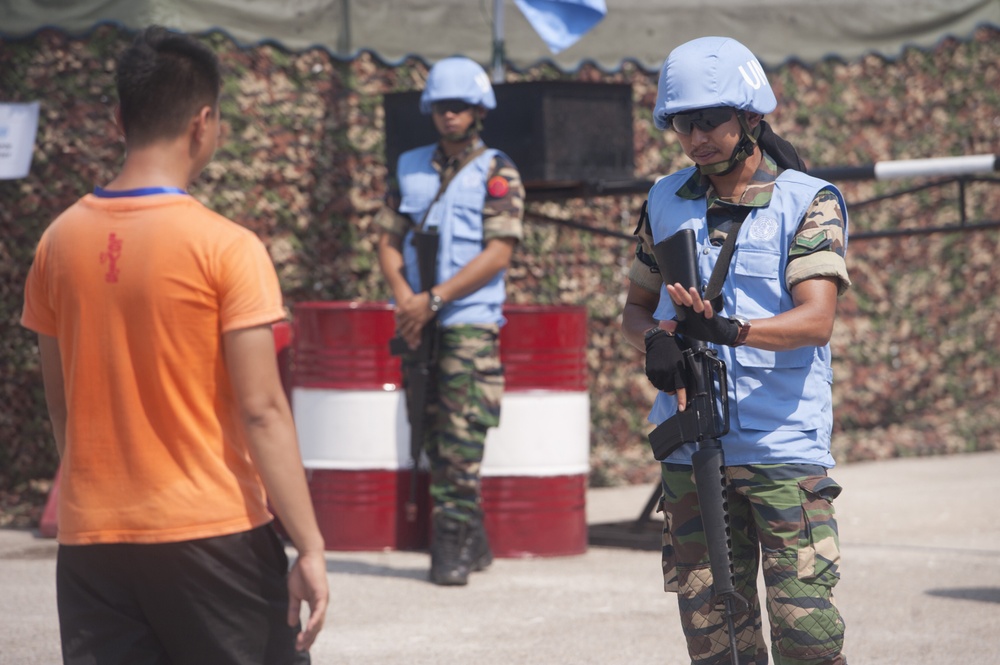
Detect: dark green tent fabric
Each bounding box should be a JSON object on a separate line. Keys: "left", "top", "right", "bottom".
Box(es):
{"left": 2, "top": 0, "right": 998, "bottom": 71}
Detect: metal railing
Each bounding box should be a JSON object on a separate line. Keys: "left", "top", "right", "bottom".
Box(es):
{"left": 524, "top": 154, "right": 1000, "bottom": 242}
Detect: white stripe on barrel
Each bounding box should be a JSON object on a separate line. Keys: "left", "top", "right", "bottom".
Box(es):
{"left": 291, "top": 302, "right": 428, "bottom": 552}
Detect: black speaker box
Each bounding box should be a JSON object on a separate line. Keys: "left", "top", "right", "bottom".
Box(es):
{"left": 383, "top": 81, "right": 634, "bottom": 186}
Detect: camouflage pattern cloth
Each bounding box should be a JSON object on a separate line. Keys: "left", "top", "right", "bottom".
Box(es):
{"left": 404, "top": 324, "right": 504, "bottom": 523}
{"left": 660, "top": 463, "right": 846, "bottom": 665}
{"left": 628, "top": 151, "right": 850, "bottom": 296}
{"left": 374, "top": 139, "right": 525, "bottom": 243}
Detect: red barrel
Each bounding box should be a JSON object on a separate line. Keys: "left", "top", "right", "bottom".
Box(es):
{"left": 481, "top": 305, "right": 590, "bottom": 557}
{"left": 292, "top": 302, "right": 429, "bottom": 551}
{"left": 294, "top": 302, "right": 401, "bottom": 390}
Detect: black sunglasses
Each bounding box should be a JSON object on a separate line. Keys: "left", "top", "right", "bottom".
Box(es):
{"left": 668, "top": 107, "right": 735, "bottom": 135}
{"left": 431, "top": 100, "right": 473, "bottom": 115}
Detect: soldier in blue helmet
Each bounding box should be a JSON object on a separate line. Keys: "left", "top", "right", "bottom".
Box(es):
{"left": 621, "top": 37, "right": 851, "bottom": 664}
{"left": 375, "top": 57, "right": 525, "bottom": 586}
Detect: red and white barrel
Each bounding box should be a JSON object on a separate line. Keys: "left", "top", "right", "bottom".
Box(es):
{"left": 291, "top": 302, "right": 429, "bottom": 551}
{"left": 291, "top": 301, "right": 590, "bottom": 557}
{"left": 482, "top": 305, "right": 590, "bottom": 558}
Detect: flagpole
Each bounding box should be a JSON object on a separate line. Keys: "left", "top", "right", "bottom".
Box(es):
{"left": 491, "top": 0, "right": 505, "bottom": 83}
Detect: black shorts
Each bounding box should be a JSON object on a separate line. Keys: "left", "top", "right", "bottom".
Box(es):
{"left": 56, "top": 523, "right": 309, "bottom": 665}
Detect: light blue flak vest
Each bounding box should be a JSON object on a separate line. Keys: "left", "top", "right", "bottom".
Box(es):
{"left": 646, "top": 167, "right": 849, "bottom": 467}
{"left": 397, "top": 144, "right": 507, "bottom": 327}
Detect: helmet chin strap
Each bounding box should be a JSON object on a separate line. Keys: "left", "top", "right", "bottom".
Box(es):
{"left": 698, "top": 112, "right": 761, "bottom": 177}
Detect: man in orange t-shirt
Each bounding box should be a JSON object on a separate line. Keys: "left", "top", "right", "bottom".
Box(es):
{"left": 21, "top": 26, "right": 328, "bottom": 665}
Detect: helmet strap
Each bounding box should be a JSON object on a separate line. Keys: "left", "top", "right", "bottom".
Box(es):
{"left": 698, "top": 112, "right": 761, "bottom": 177}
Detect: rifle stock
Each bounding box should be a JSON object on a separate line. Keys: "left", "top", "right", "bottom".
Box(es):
{"left": 390, "top": 229, "right": 440, "bottom": 522}
{"left": 648, "top": 228, "right": 747, "bottom": 665}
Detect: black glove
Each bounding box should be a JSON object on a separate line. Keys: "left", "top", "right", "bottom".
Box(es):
{"left": 674, "top": 307, "right": 740, "bottom": 346}
{"left": 644, "top": 329, "right": 685, "bottom": 392}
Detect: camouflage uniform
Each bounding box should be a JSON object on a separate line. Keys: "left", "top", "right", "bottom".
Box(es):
{"left": 661, "top": 463, "right": 845, "bottom": 665}
{"left": 633, "top": 152, "right": 850, "bottom": 664}
{"left": 407, "top": 325, "right": 504, "bottom": 520}
{"left": 376, "top": 140, "right": 524, "bottom": 524}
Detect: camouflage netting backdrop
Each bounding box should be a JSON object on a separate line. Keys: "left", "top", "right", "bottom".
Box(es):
{"left": 2, "top": 27, "right": 999, "bottom": 526}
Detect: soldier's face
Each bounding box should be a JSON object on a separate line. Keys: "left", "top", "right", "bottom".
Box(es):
{"left": 675, "top": 109, "right": 743, "bottom": 167}
{"left": 674, "top": 109, "right": 761, "bottom": 168}
{"left": 432, "top": 100, "right": 480, "bottom": 142}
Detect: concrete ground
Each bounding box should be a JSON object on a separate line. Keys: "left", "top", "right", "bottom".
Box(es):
{"left": 2, "top": 451, "right": 999, "bottom": 664}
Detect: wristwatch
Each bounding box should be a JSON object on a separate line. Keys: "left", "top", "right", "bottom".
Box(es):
{"left": 427, "top": 290, "right": 444, "bottom": 313}
{"left": 644, "top": 326, "right": 672, "bottom": 342}
{"left": 732, "top": 316, "right": 751, "bottom": 346}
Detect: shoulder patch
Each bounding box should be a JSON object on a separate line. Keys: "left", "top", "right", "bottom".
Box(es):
{"left": 795, "top": 230, "right": 830, "bottom": 250}
{"left": 487, "top": 175, "right": 510, "bottom": 198}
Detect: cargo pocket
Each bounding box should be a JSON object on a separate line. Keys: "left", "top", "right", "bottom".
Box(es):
{"left": 767, "top": 475, "right": 846, "bottom": 661}
{"left": 465, "top": 331, "right": 503, "bottom": 431}
{"left": 447, "top": 195, "right": 487, "bottom": 270}
{"left": 796, "top": 475, "right": 842, "bottom": 584}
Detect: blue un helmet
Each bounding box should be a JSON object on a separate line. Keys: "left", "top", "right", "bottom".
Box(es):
{"left": 653, "top": 36, "right": 776, "bottom": 130}
{"left": 419, "top": 57, "right": 496, "bottom": 115}
{"left": 653, "top": 37, "right": 777, "bottom": 175}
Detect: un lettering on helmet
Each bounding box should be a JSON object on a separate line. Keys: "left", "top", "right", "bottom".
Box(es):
{"left": 419, "top": 57, "right": 497, "bottom": 114}
{"left": 652, "top": 36, "right": 777, "bottom": 130}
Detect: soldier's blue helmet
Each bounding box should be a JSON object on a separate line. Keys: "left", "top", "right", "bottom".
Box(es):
{"left": 653, "top": 36, "right": 777, "bottom": 130}
{"left": 419, "top": 57, "right": 496, "bottom": 115}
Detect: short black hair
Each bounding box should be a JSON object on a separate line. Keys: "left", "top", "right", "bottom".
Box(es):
{"left": 115, "top": 26, "right": 221, "bottom": 147}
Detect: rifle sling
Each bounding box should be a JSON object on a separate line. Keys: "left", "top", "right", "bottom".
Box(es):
{"left": 702, "top": 206, "right": 752, "bottom": 310}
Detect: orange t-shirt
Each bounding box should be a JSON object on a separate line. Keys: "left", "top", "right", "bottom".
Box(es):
{"left": 21, "top": 193, "right": 286, "bottom": 545}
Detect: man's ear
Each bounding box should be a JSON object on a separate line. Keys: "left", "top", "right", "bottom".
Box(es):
{"left": 193, "top": 105, "right": 214, "bottom": 140}
{"left": 745, "top": 112, "right": 763, "bottom": 129}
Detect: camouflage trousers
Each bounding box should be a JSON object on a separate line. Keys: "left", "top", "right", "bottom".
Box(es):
{"left": 660, "top": 462, "right": 846, "bottom": 665}
{"left": 405, "top": 324, "right": 503, "bottom": 523}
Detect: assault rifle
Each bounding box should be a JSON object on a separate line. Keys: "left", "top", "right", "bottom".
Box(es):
{"left": 649, "top": 228, "right": 749, "bottom": 665}
{"left": 389, "top": 228, "right": 439, "bottom": 522}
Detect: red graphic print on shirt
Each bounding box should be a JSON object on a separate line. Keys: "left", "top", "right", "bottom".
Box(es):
{"left": 100, "top": 233, "right": 123, "bottom": 283}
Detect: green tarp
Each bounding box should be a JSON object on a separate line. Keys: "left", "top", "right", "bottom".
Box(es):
{"left": 2, "top": 0, "right": 998, "bottom": 70}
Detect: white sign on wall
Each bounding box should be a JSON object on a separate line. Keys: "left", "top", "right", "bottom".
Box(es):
{"left": 0, "top": 102, "right": 41, "bottom": 180}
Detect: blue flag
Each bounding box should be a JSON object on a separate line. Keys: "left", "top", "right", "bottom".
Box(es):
{"left": 513, "top": 0, "right": 608, "bottom": 54}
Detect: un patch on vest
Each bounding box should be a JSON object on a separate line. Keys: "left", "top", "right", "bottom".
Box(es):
{"left": 749, "top": 216, "right": 779, "bottom": 241}
{"left": 487, "top": 175, "right": 510, "bottom": 198}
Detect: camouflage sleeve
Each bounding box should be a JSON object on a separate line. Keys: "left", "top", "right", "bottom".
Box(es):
{"left": 626, "top": 202, "right": 663, "bottom": 294}
{"left": 373, "top": 173, "right": 412, "bottom": 237}
{"left": 482, "top": 154, "right": 525, "bottom": 243}
{"left": 786, "top": 188, "right": 852, "bottom": 295}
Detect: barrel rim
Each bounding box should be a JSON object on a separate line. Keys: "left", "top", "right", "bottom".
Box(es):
{"left": 294, "top": 301, "right": 394, "bottom": 312}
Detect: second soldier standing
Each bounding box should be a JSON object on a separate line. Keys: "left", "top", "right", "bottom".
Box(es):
{"left": 375, "top": 57, "right": 525, "bottom": 586}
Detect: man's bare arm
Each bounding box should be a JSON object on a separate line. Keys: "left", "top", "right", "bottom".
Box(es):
{"left": 223, "top": 324, "right": 329, "bottom": 652}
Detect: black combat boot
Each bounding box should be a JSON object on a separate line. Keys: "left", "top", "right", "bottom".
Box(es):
{"left": 429, "top": 514, "right": 471, "bottom": 586}
{"left": 467, "top": 516, "right": 493, "bottom": 572}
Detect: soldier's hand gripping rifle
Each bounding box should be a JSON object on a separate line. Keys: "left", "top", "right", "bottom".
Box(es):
{"left": 389, "top": 228, "right": 440, "bottom": 522}
{"left": 649, "top": 228, "right": 749, "bottom": 665}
